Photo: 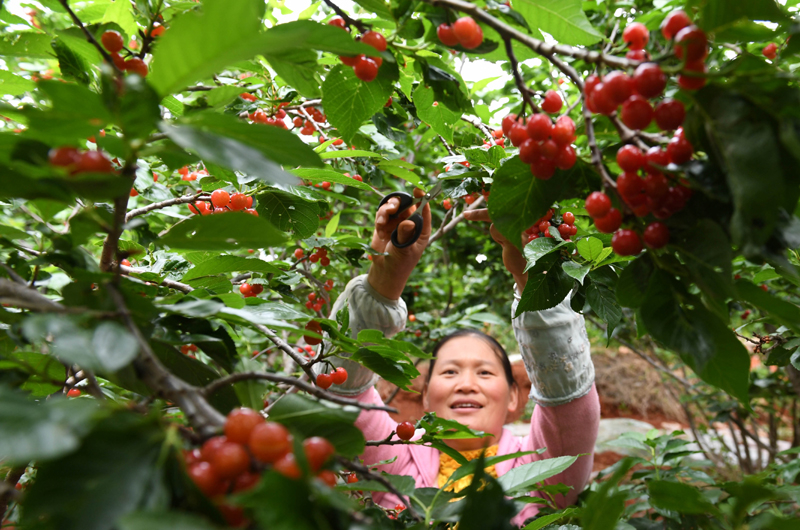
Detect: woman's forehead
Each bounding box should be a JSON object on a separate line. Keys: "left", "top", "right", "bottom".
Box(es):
{"left": 435, "top": 336, "right": 503, "bottom": 365}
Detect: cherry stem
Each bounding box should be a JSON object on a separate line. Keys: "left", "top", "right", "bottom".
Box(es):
{"left": 57, "top": 0, "right": 123, "bottom": 76}
{"left": 503, "top": 37, "right": 539, "bottom": 116}
{"left": 581, "top": 97, "right": 616, "bottom": 190}
{"left": 322, "top": 0, "right": 369, "bottom": 34}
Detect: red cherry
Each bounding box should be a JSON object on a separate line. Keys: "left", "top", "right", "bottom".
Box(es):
{"left": 644, "top": 172, "right": 669, "bottom": 200}
{"left": 123, "top": 57, "right": 148, "bottom": 77}
{"left": 239, "top": 283, "right": 254, "bottom": 297}
{"left": 530, "top": 157, "right": 556, "bottom": 180}
{"left": 304, "top": 320, "right": 323, "bottom": 345}
{"left": 526, "top": 114, "right": 553, "bottom": 141}
{"left": 589, "top": 83, "right": 618, "bottom": 115}
{"left": 558, "top": 223, "right": 572, "bottom": 238}
{"left": 200, "top": 436, "right": 228, "bottom": 462}
{"left": 541, "top": 90, "right": 562, "bottom": 114}
{"left": 563, "top": 212, "right": 575, "bottom": 225}
{"left": 507, "top": 123, "right": 528, "bottom": 147}
{"left": 150, "top": 25, "right": 166, "bottom": 38}
{"left": 361, "top": 31, "right": 386, "bottom": 52}
{"left": 538, "top": 221, "right": 551, "bottom": 233}
{"left": 616, "top": 145, "right": 645, "bottom": 172}
{"left": 274, "top": 453, "right": 301, "bottom": 479}
{"left": 75, "top": 151, "right": 113, "bottom": 174}
{"left": 347, "top": 473, "right": 358, "bottom": 484}
{"left": 594, "top": 208, "right": 622, "bottom": 233}
{"left": 552, "top": 116, "right": 576, "bottom": 146}
{"left": 188, "top": 462, "right": 221, "bottom": 497}
{"left": 617, "top": 172, "right": 646, "bottom": 204}
{"left": 316, "top": 373, "right": 333, "bottom": 389}
{"left": 396, "top": 421, "right": 415, "bottom": 441}
{"left": 443, "top": 198, "right": 452, "bottom": 210}
{"left": 621, "top": 95, "right": 654, "bottom": 131}
{"left": 667, "top": 136, "right": 693, "bottom": 164}
{"left": 501, "top": 114, "right": 518, "bottom": 136}
{"left": 584, "top": 191, "right": 611, "bottom": 218}
{"left": 540, "top": 139, "right": 558, "bottom": 160}
{"left": 210, "top": 441, "right": 250, "bottom": 480}
{"left": 519, "top": 139, "right": 541, "bottom": 164}
{"left": 101, "top": 30, "right": 124, "bottom": 53}
{"left": 675, "top": 26, "right": 707, "bottom": 62}
{"left": 626, "top": 49, "right": 649, "bottom": 61}
{"left": 632, "top": 63, "right": 666, "bottom": 99}
{"left": 643, "top": 222, "right": 670, "bottom": 249}
{"left": 49, "top": 146, "right": 81, "bottom": 167}
{"left": 612, "top": 229, "right": 643, "bottom": 256}
{"left": 645, "top": 146, "right": 670, "bottom": 173}
{"left": 328, "top": 17, "right": 346, "bottom": 29}
{"left": 354, "top": 57, "right": 378, "bottom": 82}
{"left": 584, "top": 74, "right": 601, "bottom": 97}
{"left": 303, "top": 436, "right": 334, "bottom": 472}
{"left": 678, "top": 60, "right": 707, "bottom": 90}
{"left": 321, "top": 181, "right": 331, "bottom": 191}
{"left": 249, "top": 422, "right": 291, "bottom": 463}
{"left": 229, "top": 193, "right": 248, "bottom": 211}
{"left": 453, "top": 17, "right": 483, "bottom": 49}
{"left": 437, "top": 24, "right": 459, "bottom": 46}
{"left": 763, "top": 43, "right": 778, "bottom": 60}
{"left": 603, "top": 71, "right": 634, "bottom": 105}
{"left": 555, "top": 145, "right": 576, "bottom": 170}
{"left": 317, "top": 469, "right": 338, "bottom": 487}
{"left": 661, "top": 10, "right": 691, "bottom": 40}
{"left": 67, "top": 388, "right": 81, "bottom": 397}
{"left": 211, "top": 189, "right": 230, "bottom": 208}
{"left": 225, "top": 408, "right": 263, "bottom": 444}
{"left": 330, "top": 367, "right": 348, "bottom": 385}
{"left": 654, "top": 100, "right": 685, "bottom": 130}
{"left": 622, "top": 22, "right": 649, "bottom": 51}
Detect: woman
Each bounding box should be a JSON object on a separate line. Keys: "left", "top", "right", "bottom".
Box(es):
{"left": 314, "top": 192, "right": 600, "bottom": 526}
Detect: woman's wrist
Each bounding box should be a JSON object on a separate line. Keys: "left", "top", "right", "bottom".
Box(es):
{"left": 367, "top": 265, "right": 406, "bottom": 301}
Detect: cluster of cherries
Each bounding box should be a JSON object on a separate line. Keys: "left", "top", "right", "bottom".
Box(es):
{"left": 178, "top": 166, "right": 208, "bottom": 181}
{"left": 184, "top": 407, "right": 338, "bottom": 527}
{"left": 239, "top": 282, "right": 264, "bottom": 298}
{"left": 295, "top": 247, "right": 332, "bottom": 267}
{"left": 584, "top": 191, "right": 670, "bottom": 256}
{"left": 314, "top": 366, "right": 348, "bottom": 390}
{"left": 328, "top": 18, "right": 387, "bottom": 83}
{"left": 502, "top": 105, "right": 578, "bottom": 180}
{"left": 48, "top": 146, "right": 114, "bottom": 174}
{"left": 180, "top": 343, "right": 199, "bottom": 357}
{"left": 525, "top": 208, "right": 577, "bottom": 242}
{"left": 436, "top": 16, "right": 484, "bottom": 49}
{"left": 188, "top": 189, "right": 258, "bottom": 216}
{"left": 100, "top": 30, "right": 150, "bottom": 77}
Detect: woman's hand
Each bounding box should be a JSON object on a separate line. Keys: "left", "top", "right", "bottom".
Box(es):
{"left": 463, "top": 208, "right": 529, "bottom": 292}
{"left": 367, "top": 188, "right": 432, "bottom": 300}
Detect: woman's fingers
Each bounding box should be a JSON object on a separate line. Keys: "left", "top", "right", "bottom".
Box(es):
{"left": 395, "top": 219, "right": 418, "bottom": 246}
{"left": 463, "top": 208, "right": 491, "bottom": 223}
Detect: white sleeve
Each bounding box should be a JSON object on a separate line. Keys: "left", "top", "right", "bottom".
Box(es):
{"left": 311, "top": 274, "right": 408, "bottom": 396}
{"left": 511, "top": 287, "right": 595, "bottom": 407}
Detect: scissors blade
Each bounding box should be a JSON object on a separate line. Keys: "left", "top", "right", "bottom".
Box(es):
{"left": 416, "top": 181, "right": 444, "bottom": 211}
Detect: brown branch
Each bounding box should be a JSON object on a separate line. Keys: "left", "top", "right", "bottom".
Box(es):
{"left": 0, "top": 278, "right": 65, "bottom": 312}
{"left": 461, "top": 115, "right": 494, "bottom": 142}
{"left": 1, "top": 263, "right": 27, "bottom": 285}
{"left": 581, "top": 96, "right": 616, "bottom": 190}
{"left": 199, "top": 372, "right": 398, "bottom": 413}
{"left": 120, "top": 265, "right": 194, "bottom": 293}
{"left": 100, "top": 163, "right": 136, "bottom": 273}
{"left": 437, "top": 135, "right": 456, "bottom": 156}
{"left": 336, "top": 457, "right": 422, "bottom": 522}
{"left": 730, "top": 413, "right": 790, "bottom": 464}
{"left": 0, "top": 466, "right": 25, "bottom": 518}
{"left": 428, "top": 196, "right": 485, "bottom": 245}
{"left": 503, "top": 36, "right": 538, "bottom": 116}
{"left": 57, "top": 0, "right": 123, "bottom": 75}
{"left": 125, "top": 192, "right": 207, "bottom": 222}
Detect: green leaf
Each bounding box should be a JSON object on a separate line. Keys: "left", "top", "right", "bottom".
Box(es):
{"left": 291, "top": 168, "right": 373, "bottom": 191}
{"left": 265, "top": 49, "right": 321, "bottom": 99}
{"left": 647, "top": 480, "right": 719, "bottom": 515}
{"left": 489, "top": 157, "right": 588, "bottom": 251}
{"left": 91, "top": 321, "right": 140, "bottom": 372}
{"left": 181, "top": 255, "right": 282, "bottom": 281}
{"left": 268, "top": 394, "right": 365, "bottom": 457}
{"left": 160, "top": 212, "right": 286, "bottom": 251}
{"left": 325, "top": 211, "right": 341, "bottom": 238}
{"left": 459, "top": 467, "right": 518, "bottom": 530}
{"left": 413, "top": 85, "right": 460, "bottom": 144}
{"left": 516, "top": 253, "right": 574, "bottom": 315}
{"left": 562, "top": 261, "right": 591, "bottom": 285}
{"left": 22, "top": 81, "right": 111, "bottom": 144}
{"left": 497, "top": 455, "right": 578, "bottom": 495}
{"left": 118, "top": 512, "right": 219, "bottom": 530}
{"left": 350, "top": 347, "right": 417, "bottom": 390}
{"left": 0, "top": 33, "right": 53, "bottom": 57}
{"left": 255, "top": 189, "right": 321, "bottom": 239}
{"left": 204, "top": 86, "right": 243, "bottom": 108}
{"left": 640, "top": 271, "right": 751, "bottom": 407}
{"left": 699, "top": 0, "right": 789, "bottom": 33}
{"left": 51, "top": 36, "right": 91, "bottom": 85}
{"left": 514, "top": 0, "right": 603, "bottom": 46}
{"left": 318, "top": 149, "right": 380, "bottom": 159}
{"left": 102, "top": 0, "right": 138, "bottom": 39}
{"left": 577, "top": 237, "right": 603, "bottom": 262}
{"left": 523, "top": 508, "right": 579, "bottom": 530}
{"left": 616, "top": 255, "right": 654, "bottom": 308}
{"left": 118, "top": 74, "right": 162, "bottom": 140}
{"left": 353, "top": 0, "right": 393, "bottom": 20}
{"left": 378, "top": 159, "right": 424, "bottom": 187}
{"left": 735, "top": 279, "right": 800, "bottom": 335}
{"left": 0, "top": 69, "right": 35, "bottom": 96}
{"left": 322, "top": 65, "right": 393, "bottom": 143}
{"left": 0, "top": 385, "right": 99, "bottom": 465}
{"left": 586, "top": 280, "right": 622, "bottom": 337}
{"left": 523, "top": 237, "right": 571, "bottom": 271}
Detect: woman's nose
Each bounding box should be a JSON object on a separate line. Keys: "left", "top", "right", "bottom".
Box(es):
{"left": 454, "top": 372, "right": 479, "bottom": 392}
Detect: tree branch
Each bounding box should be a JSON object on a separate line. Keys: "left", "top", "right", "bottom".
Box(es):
{"left": 0, "top": 278, "right": 65, "bottom": 312}
{"left": 461, "top": 115, "right": 494, "bottom": 142}
{"left": 125, "top": 192, "right": 207, "bottom": 222}
{"left": 581, "top": 97, "right": 616, "bottom": 190}
{"left": 336, "top": 457, "right": 422, "bottom": 522}
{"left": 100, "top": 163, "right": 136, "bottom": 273}
{"left": 428, "top": 196, "right": 485, "bottom": 245}
{"left": 503, "top": 36, "right": 538, "bottom": 115}
{"left": 321, "top": 0, "right": 368, "bottom": 34}
{"left": 57, "top": 0, "right": 123, "bottom": 75}
{"left": 120, "top": 265, "right": 194, "bottom": 293}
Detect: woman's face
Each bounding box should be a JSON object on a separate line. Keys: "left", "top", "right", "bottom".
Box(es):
{"left": 422, "top": 335, "right": 518, "bottom": 451}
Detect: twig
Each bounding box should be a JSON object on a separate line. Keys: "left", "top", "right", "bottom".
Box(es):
{"left": 57, "top": 0, "right": 123, "bottom": 75}
{"left": 336, "top": 457, "right": 422, "bottom": 522}
{"left": 284, "top": 99, "right": 322, "bottom": 111}
{"left": 252, "top": 322, "right": 316, "bottom": 380}
{"left": 184, "top": 85, "right": 216, "bottom": 92}
{"left": 322, "top": 0, "right": 368, "bottom": 33}
{"left": 730, "top": 413, "right": 790, "bottom": 464}
{"left": 1, "top": 263, "right": 27, "bottom": 285}
{"left": 125, "top": 192, "right": 207, "bottom": 222}
{"left": 581, "top": 96, "right": 616, "bottom": 189}
{"left": 437, "top": 135, "right": 456, "bottom": 156}
{"left": 83, "top": 370, "right": 106, "bottom": 401}
{"left": 460, "top": 115, "right": 494, "bottom": 142}
{"left": 295, "top": 268, "right": 331, "bottom": 308}
{"left": 120, "top": 265, "right": 194, "bottom": 293}
{"left": 199, "top": 372, "right": 398, "bottom": 413}
{"left": 503, "top": 36, "right": 538, "bottom": 116}
{"left": 428, "top": 196, "right": 485, "bottom": 245}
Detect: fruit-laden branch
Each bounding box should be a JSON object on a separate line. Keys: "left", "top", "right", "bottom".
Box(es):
{"left": 336, "top": 457, "right": 423, "bottom": 522}
{"left": 199, "top": 372, "right": 398, "bottom": 413}
{"left": 125, "top": 192, "right": 207, "bottom": 222}
{"left": 108, "top": 284, "right": 226, "bottom": 437}
{"left": 428, "top": 195, "right": 485, "bottom": 245}
{"left": 57, "top": 0, "right": 123, "bottom": 75}
{"left": 321, "top": 0, "right": 369, "bottom": 34}
{"left": 424, "top": 0, "right": 637, "bottom": 69}
{"left": 120, "top": 264, "right": 194, "bottom": 293}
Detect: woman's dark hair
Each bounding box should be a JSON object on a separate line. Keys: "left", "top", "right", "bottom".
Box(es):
{"left": 425, "top": 329, "right": 517, "bottom": 388}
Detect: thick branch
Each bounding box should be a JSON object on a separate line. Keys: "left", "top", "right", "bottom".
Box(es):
{"left": 200, "top": 372, "right": 398, "bottom": 413}
{"left": 428, "top": 196, "right": 485, "bottom": 245}
{"left": 125, "top": 192, "right": 206, "bottom": 222}
{"left": 0, "top": 278, "right": 65, "bottom": 312}
{"left": 57, "top": 0, "right": 123, "bottom": 75}
{"left": 100, "top": 164, "right": 136, "bottom": 273}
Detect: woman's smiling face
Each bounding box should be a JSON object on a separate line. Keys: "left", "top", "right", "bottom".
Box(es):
{"left": 422, "top": 335, "right": 518, "bottom": 451}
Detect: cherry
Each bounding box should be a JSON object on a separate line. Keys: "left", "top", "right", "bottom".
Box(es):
{"left": 674, "top": 26, "right": 707, "bottom": 62}
{"left": 361, "top": 31, "right": 387, "bottom": 52}
{"left": 75, "top": 151, "right": 113, "bottom": 174}
{"left": 225, "top": 408, "right": 263, "bottom": 444}
{"left": 304, "top": 320, "right": 323, "bottom": 345}
{"left": 274, "top": 453, "right": 301, "bottom": 479}
{"left": 563, "top": 212, "right": 575, "bottom": 225}
{"left": 330, "top": 367, "right": 348, "bottom": 385}
{"left": 229, "top": 193, "right": 248, "bottom": 211}
{"left": 643, "top": 222, "right": 670, "bottom": 249}
{"left": 328, "top": 17, "right": 346, "bottom": 29}
{"left": 453, "top": 17, "right": 483, "bottom": 49}
{"left": 626, "top": 49, "right": 648, "bottom": 61}
{"left": 763, "top": 43, "right": 778, "bottom": 60}
{"left": 49, "top": 146, "right": 80, "bottom": 167}
{"left": 67, "top": 388, "right": 81, "bottom": 397}
{"left": 555, "top": 145, "right": 576, "bottom": 170}
{"left": 632, "top": 63, "right": 666, "bottom": 98}
{"left": 200, "top": 436, "right": 229, "bottom": 462}
{"left": 239, "top": 283, "right": 254, "bottom": 297}
{"left": 437, "top": 23, "right": 459, "bottom": 46}
{"left": 741, "top": 310, "right": 751, "bottom": 319}
{"left": 249, "top": 422, "right": 291, "bottom": 463}
{"left": 589, "top": 83, "right": 618, "bottom": 115}
{"left": 123, "top": 57, "right": 148, "bottom": 77}
{"left": 501, "top": 114, "right": 518, "bottom": 136}
{"left": 303, "top": 436, "right": 334, "bottom": 472}
{"left": 667, "top": 136, "right": 693, "bottom": 164}
{"left": 584, "top": 191, "right": 611, "bottom": 218}
{"left": 678, "top": 60, "right": 707, "bottom": 90}
{"left": 210, "top": 441, "right": 250, "bottom": 480}
{"left": 644, "top": 172, "right": 669, "bottom": 199}
{"left": 316, "top": 373, "right": 333, "bottom": 389}
{"left": 617, "top": 172, "right": 645, "bottom": 203}
{"left": 538, "top": 221, "right": 551, "bottom": 233}
{"left": 541, "top": 90, "right": 562, "bottom": 113}
{"left": 662, "top": 186, "right": 689, "bottom": 213}
{"left": 644, "top": 146, "right": 669, "bottom": 173}
{"left": 594, "top": 208, "right": 622, "bottom": 233}
{"left": 661, "top": 10, "right": 691, "bottom": 40}
{"left": 317, "top": 469, "right": 337, "bottom": 487}
{"left": 130, "top": 188, "right": 138, "bottom": 197}
{"left": 321, "top": 181, "right": 331, "bottom": 191}
{"left": 603, "top": 71, "right": 634, "bottom": 105}
{"left": 530, "top": 157, "right": 556, "bottom": 180}
{"left": 540, "top": 139, "right": 558, "bottom": 160}
{"left": 354, "top": 57, "right": 378, "bottom": 82}
{"left": 654, "top": 99, "right": 685, "bottom": 130}
{"left": 101, "top": 30, "right": 124, "bottom": 53}
{"left": 616, "top": 145, "right": 645, "bottom": 172}
{"left": 621, "top": 95, "right": 654, "bottom": 131}
{"left": 184, "top": 448, "right": 202, "bottom": 465}
{"left": 622, "top": 22, "right": 649, "bottom": 50}
{"left": 443, "top": 198, "right": 452, "bottom": 210}
{"left": 396, "top": 421, "right": 415, "bottom": 441}
{"left": 552, "top": 116, "right": 576, "bottom": 146}
{"left": 211, "top": 189, "right": 230, "bottom": 208}
{"left": 519, "top": 139, "right": 540, "bottom": 164}
{"left": 150, "top": 25, "right": 165, "bottom": 38}
{"left": 526, "top": 114, "right": 553, "bottom": 141}
{"left": 347, "top": 473, "right": 358, "bottom": 484}
{"left": 558, "top": 223, "right": 572, "bottom": 238}
{"left": 611, "top": 229, "right": 643, "bottom": 256}
{"left": 508, "top": 123, "right": 529, "bottom": 147}
{"left": 584, "top": 74, "right": 601, "bottom": 97}
{"left": 188, "top": 462, "right": 221, "bottom": 497}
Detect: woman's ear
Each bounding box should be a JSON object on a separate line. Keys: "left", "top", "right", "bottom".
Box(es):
{"left": 422, "top": 383, "right": 429, "bottom": 410}
{"left": 507, "top": 384, "right": 519, "bottom": 414}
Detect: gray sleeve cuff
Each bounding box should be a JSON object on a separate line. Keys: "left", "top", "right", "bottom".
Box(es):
{"left": 312, "top": 274, "right": 408, "bottom": 396}
{"left": 511, "top": 288, "right": 595, "bottom": 406}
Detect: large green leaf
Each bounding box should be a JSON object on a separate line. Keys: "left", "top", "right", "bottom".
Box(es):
{"left": 350, "top": 346, "right": 419, "bottom": 390}
{"left": 255, "top": 189, "right": 321, "bottom": 238}
{"left": 52, "top": 36, "right": 91, "bottom": 86}
{"left": 735, "top": 279, "right": 800, "bottom": 335}
{"left": 640, "top": 271, "right": 751, "bottom": 407}
{"left": 22, "top": 81, "right": 111, "bottom": 143}
{"left": 514, "top": 0, "right": 602, "bottom": 46}
{"left": 291, "top": 167, "right": 373, "bottom": 191}
{"left": 699, "top": 0, "right": 789, "bottom": 32}
{"left": 414, "top": 85, "right": 460, "bottom": 144}
{"left": 586, "top": 280, "right": 622, "bottom": 338}
{"left": 182, "top": 255, "right": 282, "bottom": 281}
{"left": 322, "top": 65, "right": 393, "bottom": 143}
{"left": 0, "top": 33, "right": 53, "bottom": 57}
{"left": 0, "top": 165, "right": 132, "bottom": 202}
{"left": 0, "top": 69, "right": 35, "bottom": 96}
{"left": 268, "top": 394, "right": 365, "bottom": 457}
{"left": 101, "top": 0, "right": 138, "bottom": 39}
{"left": 496, "top": 455, "right": 578, "bottom": 495}
{"left": 265, "top": 49, "right": 322, "bottom": 99}
{"left": 616, "top": 255, "right": 654, "bottom": 309}
{"left": 516, "top": 253, "right": 574, "bottom": 315}
{"left": 160, "top": 212, "right": 286, "bottom": 251}
{"left": 0, "top": 385, "right": 99, "bottom": 465}
{"left": 0, "top": 350, "right": 66, "bottom": 396}
{"left": 647, "top": 480, "right": 719, "bottom": 515}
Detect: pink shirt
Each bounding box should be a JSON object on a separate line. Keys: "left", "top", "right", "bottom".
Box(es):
{"left": 352, "top": 382, "right": 601, "bottom": 526}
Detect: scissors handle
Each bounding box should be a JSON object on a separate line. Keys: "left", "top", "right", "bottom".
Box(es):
{"left": 378, "top": 192, "right": 424, "bottom": 248}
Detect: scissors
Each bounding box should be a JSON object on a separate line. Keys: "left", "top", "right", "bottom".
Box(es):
{"left": 377, "top": 181, "right": 444, "bottom": 248}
